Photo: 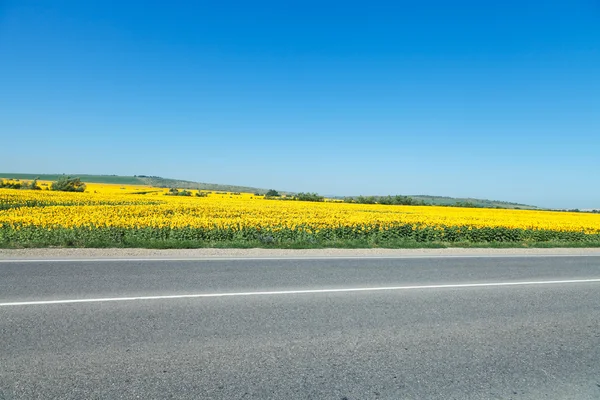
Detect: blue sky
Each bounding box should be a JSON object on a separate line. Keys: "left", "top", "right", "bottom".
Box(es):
{"left": 1, "top": 1, "right": 598, "bottom": 208}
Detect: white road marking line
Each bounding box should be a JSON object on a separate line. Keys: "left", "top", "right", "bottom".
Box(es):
{"left": 1, "top": 278, "right": 600, "bottom": 307}
{"left": 1, "top": 254, "right": 600, "bottom": 263}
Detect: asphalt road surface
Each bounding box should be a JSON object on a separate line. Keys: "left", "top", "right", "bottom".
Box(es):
{"left": 1, "top": 256, "right": 600, "bottom": 399}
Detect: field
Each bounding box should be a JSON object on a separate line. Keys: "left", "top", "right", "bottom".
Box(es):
{"left": 0, "top": 173, "right": 271, "bottom": 194}
{"left": 1, "top": 173, "right": 542, "bottom": 207}
{"left": 1, "top": 181, "right": 600, "bottom": 248}
{"left": 0, "top": 173, "right": 144, "bottom": 185}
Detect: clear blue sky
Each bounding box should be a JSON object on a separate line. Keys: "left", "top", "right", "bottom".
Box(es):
{"left": 1, "top": 1, "right": 598, "bottom": 208}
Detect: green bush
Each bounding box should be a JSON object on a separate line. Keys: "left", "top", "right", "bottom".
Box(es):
{"left": 0, "top": 178, "right": 42, "bottom": 190}
{"left": 166, "top": 188, "right": 193, "bottom": 196}
{"left": 294, "top": 192, "right": 325, "bottom": 202}
{"left": 0, "top": 180, "right": 22, "bottom": 189}
{"left": 344, "top": 195, "right": 426, "bottom": 206}
{"left": 26, "top": 179, "right": 41, "bottom": 190}
{"left": 50, "top": 176, "right": 86, "bottom": 192}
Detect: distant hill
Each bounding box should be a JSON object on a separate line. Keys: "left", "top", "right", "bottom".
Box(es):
{"left": 135, "top": 175, "right": 272, "bottom": 194}
{"left": 326, "top": 194, "right": 539, "bottom": 209}
{"left": 409, "top": 195, "right": 539, "bottom": 209}
{"left": 0, "top": 173, "right": 539, "bottom": 209}
{"left": 0, "top": 173, "right": 273, "bottom": 194}
{"left": 0, "top": 173, "right": 144, "bottom": 185}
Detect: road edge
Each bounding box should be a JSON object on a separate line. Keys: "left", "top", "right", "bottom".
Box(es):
{"left": 2, "top": 247, "right": 600, "bottom": 261}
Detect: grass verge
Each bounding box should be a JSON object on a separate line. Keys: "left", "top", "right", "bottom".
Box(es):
{"left": 2, "top": 225, "right": 600, "bottom": 249}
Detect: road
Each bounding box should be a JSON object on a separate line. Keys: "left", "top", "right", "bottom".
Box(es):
{"left": 1, "top": 256, "right": 600, "bottom": 399}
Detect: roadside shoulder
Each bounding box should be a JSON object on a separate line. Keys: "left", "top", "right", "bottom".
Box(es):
{"left": 2, "top": 247, "right": 600, "bottom": 261}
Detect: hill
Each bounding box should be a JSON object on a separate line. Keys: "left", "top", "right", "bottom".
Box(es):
{"left": 135, "top": 175, "right": 273, "bottom": 194}
{"left": 0, "top": 173, "right": 143, "bottom": 185}
{"left": 0, "top": 173, "right": 272, "bottom": 194}
{"left": 0, "top": 173, "right": 539, "bottom": 209}
{"left": 410, "top": 195, "right": 538, "bottom": 209}
{"left": 332, "top": 194, "right": 539, "bottom": 209}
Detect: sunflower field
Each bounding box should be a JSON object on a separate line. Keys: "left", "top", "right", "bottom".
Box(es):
{"left": 1, "top": 181, "right": 600, "bottom": 248}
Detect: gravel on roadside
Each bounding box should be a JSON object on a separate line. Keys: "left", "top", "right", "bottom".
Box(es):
{"left": 2, "top": 247, "right": 600, "bottom": 260}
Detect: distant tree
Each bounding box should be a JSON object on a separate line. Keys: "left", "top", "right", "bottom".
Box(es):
{"left": 27, "top": 179, "right": 41, "bottom": 190}
{"left": 295, "top": 192, "right": 324, "bottom": 202}
{"left": 166, "top": 188, "right": 193, "bottom": 196}
{"left": 265, "top": 189, "right": 280, "bottom": 197}
{"left": 50, "top": 176, "right": 86, "bottom": 192}
{"left": 454, "top": 201, "right": 479, "bottom": 208}
{"left": 0, "top": 180, "right": 21, "bottom": 189}
{"left": 343, "top": 195, "right": 426, "bottom": 206}
{"left": 355, "top": 196, "right": 376, "bottom": 204}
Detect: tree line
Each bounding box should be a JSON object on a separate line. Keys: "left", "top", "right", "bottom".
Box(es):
{"left": 0, "top": 176, "right": 86, "bottom": 192}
